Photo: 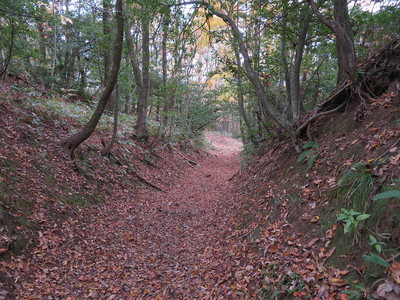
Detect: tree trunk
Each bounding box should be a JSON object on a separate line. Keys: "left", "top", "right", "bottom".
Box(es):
{"left": 103, "top": 0, "right": 112, "bottom": 84}
{"left": 307, "top": 0, "right": 357, "bottom": 83}
{"left": 50, "top": 1, "right": 57, "bottom": 87}
{"left": 101, "top": 84, "right": 119, "bottom": 156}
{"left": 103, "top": 0, "right": 116, "bottom": 111}
{"left": 280, "top": 5, "right": 292, "bottom": 117}
{"left": 161, "top": 12, "right": 170, "bottom": 127}
{"left": 334, "top": 0, "right": 355, "bottom": 83}
{"left": 135, "top": 16, "right": 150, "bottom": 140}
{"left": 290, "top": 8, "right": 311, "bottom": 122}
{"left": 36, "top": 22, "right": 47, "bottom": 67}
{"left": 61, "top": 0, "right": 124, "bottom": 158}
{"left": 0, "top": 23, "right": 15, "bottom": 78}
{"left": 234, "top": 47, "right": 256, "bottom": 144}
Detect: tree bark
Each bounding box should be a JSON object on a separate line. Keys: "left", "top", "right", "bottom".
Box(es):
{"left": 280, "top": 5, "right": 292, "bottom": 117}
{"left": 334, "top": 0, "right": 355, "bottom": 83}
{"left": 233, "top": 47, "right": 256, "bottom": 144}
{"left": 102, "top": 0, "right": 112, "bottom": 84}
{"left": 101, "top": 84, "right": 119, "bottom": 156}
{"left": 125, "top": 21, "right": 143, "bottom": 92}
{"left": 161, "top": 11, "right": 170, "bottom": 127}
{"left": 0, "top": 23, "right": 15, "bottom": 77}
{"left": 307, "top": 0, "right": 357, "bottom": 83}
{"left": 61, "top": 0, "right": 124, "bottom": 158}
{"left": 103, "top": 0, "right": 116, "bottom": 111}
{"left": 290, "top": 8, "right": 311, "bottom": 122}
{"left": 135, "top": 16, "right": 150, "bottom": 140}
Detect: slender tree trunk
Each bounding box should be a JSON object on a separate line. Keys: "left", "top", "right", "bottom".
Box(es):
{"left": 0, "top": 23, "right": 15, "bottom": 77}
{"left": 103, "top": 0, "right": 116, "bottom": 111}
{"left": 280, "top": 8, "right": 292, "bottom": 117}
{"left": 101, "top": 84, "right": 119, "bottom": 156}
{"left": 36, "top": 22, "right": 47, "bottom": 67}
{"left": 50, "top": 1, "right": 57, "bottom": 87}
{"left": 103, "top": 0, "right": 112, "bottom": 85}
{"left": 125, "top": 21, "right": 142, "bottom": 92}
{"left": 125, "top": 57, "right": 134, "bottom": 114}
{"left": 233, "top": 47, "right": 256, "bottom": 144}
{"left": 290, "top": 8, "right": 311, "bottom": 122}
{"left": 161, "top": 12, "right": 170, "bottom": 127}
{"left": 136, "top": 16, "right": 150, "bottom": 140}
{"left": 61, "top": 0, "right": 124, "bottom": 158}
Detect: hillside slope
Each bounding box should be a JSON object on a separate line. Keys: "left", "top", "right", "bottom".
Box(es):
{"left": 227, "top": 91, "right": 400, "bottom": 298}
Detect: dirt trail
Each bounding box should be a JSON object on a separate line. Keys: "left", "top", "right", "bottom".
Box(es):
{"left": 15, "top": 133, "right": 243, "bottom": 298}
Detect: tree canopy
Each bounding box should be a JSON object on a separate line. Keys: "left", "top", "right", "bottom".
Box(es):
{"left": 1, "top": 0, "right": 399, "bottom": 152}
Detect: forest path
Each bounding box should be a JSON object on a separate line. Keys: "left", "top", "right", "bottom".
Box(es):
{"left": 16, "top": 133, "right": 243, "bottom": 299}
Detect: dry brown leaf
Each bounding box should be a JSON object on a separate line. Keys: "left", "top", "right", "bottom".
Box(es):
{"left": 307, "top": 238, "right": 319, "bottom": 248}
{"left": 268, "top": 245, "right": 278, "bottom": 253}
{"left": 311, "top": 216, "right": 320, "bottom": 223}
{"left": 329, "top": 277, "right": 348, "bottom": 287}
{"left": 390, "top": 262, "right": 400, "bottom": 284}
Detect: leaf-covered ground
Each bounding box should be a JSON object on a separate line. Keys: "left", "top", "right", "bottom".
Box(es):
{"left": 1, "top": 83, "right": 400, "bottom": 299}
{"left": 0, "top": 90, "right": 246, "bottom": 299}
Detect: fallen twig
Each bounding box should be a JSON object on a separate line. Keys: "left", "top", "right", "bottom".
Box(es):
{"left": 128, "top": 167, "right": 165, "bottom": 192}
{"left": 228, "top": 170, "right": 240, "bottom": 181}
{"left": 168, "top": 144, "right": 199, "bottom": 167}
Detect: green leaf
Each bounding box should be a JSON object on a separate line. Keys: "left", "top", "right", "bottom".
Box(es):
{"left": 297, "top": 149, "right": 314, "bottom": 163}
{"left": 344, "top": 220, "right": 352, "bottom": 233}
{"left": 303, "top": 142, "right": 319, "bottom": 149}
{"left": 356, "top": 214, "right": 370, "bottom": 221}
{"left": 373, "top": 190, "right": 400, "bottom": 200}
{"left": 363, "top": 252, "right": 390, "bottom": 268}
{"left": 307, "top": 154, "right": 319, "bottom": 170}
{"left": 369, "top": 235, "right": 377, "bottom": 243}
{"left": 375, "top": 244, "right": 382, "bottom": 253}
{"left": 337, "top": 214, "right": 348, "bottom": 221}
{"left": 341, "top": 208, "right": 349, "bottom": 214}
{"left": 349, "top": 209, "right": 359, "bottom": 215}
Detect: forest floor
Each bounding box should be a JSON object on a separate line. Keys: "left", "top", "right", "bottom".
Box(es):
{"left": 1, "top": 99, "right": 246, "bottom": 299}
{"left": 1, "top": 82, "right": 400, "bottom": 299}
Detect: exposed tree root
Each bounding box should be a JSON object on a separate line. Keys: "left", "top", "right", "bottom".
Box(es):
{"left": 296, "top": 38, "right": 400, "bottom": 143}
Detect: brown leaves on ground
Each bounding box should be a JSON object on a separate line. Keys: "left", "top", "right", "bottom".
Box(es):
{"left": 1, "top": 85, "right": 400, "bottom": 299}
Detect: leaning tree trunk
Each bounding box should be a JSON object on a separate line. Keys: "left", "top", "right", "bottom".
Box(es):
{"left": 61, "top": 0, "right": 124, "bottom": 158}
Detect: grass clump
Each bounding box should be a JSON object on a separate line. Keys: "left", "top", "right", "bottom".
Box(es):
{"left": 338, "top": 162, "right": 374, "bottom": 212}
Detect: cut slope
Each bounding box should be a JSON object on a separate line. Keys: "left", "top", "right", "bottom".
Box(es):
{"left": 226, "top": 91, "right": 400, "bottom": 297}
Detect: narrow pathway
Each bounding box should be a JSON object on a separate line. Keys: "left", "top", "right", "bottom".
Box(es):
{"left": 15, "top": 133, "right": 243, "bottom": 299}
